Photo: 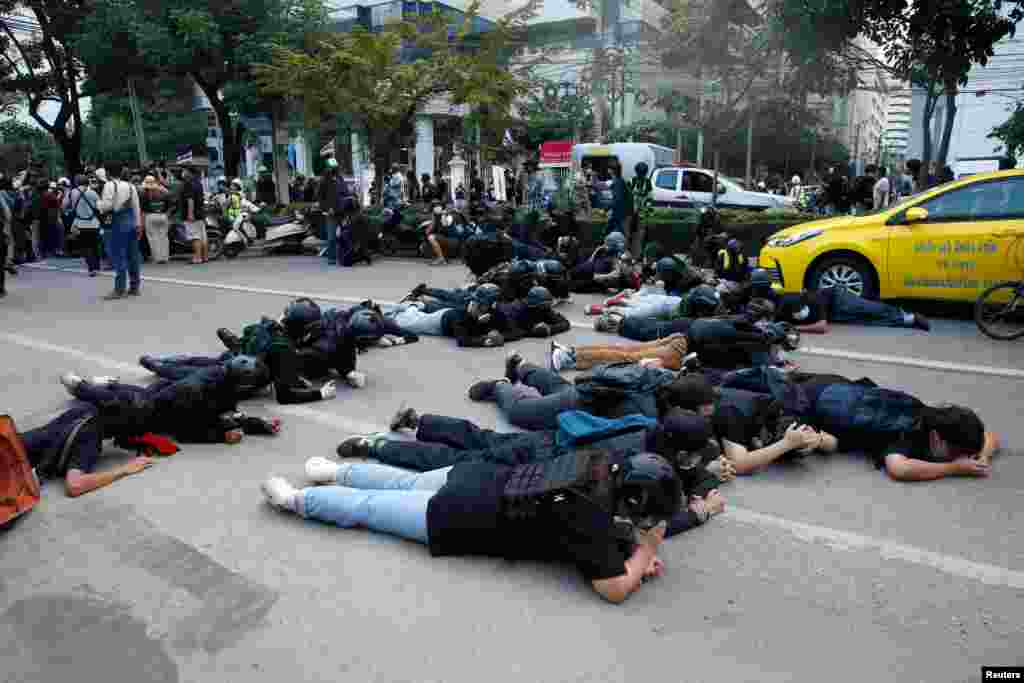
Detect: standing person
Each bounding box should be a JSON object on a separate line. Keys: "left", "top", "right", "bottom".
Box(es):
{"left": 852, "top": 165, "right": 877, "bottom": 215}
{"left": 40, "top": 181, "right": 63, "bottom": 258}
{"left": 406, "top": 169, "right": 420, "bottom": 202}
{"left": 629, "top": 162, "right": 653, "bottom": 256}
{"left": 420, "top": 173, "right": 434, "bottom": 203}
{"left": 902, "top": 159, "right": 921, "bottom": 198}
{"left": 63, "top": 175, "right": 102, "bottom": 276}
{"left": 97, "top": 162, "right": 143, "bottom": 299}
{"left": 255, "top": 165, "right": 277, "bottom": 206}
{"left": 872, "top": 166, "right": 891, "bottom": 211}
{"left": 318, "top": 158, "right": 344, "bottom": 266}
{"left": 383, "top": 164, "right": 403, "bottom": 209}
{"left": 11, "top": 182, "right": 33, "bottom": 264}
{"left": 179, "top": 164, "right": 207, "bottom": 265}
{"left": 303, "top": 176, "right": 317, "bottom": 204}
{"left": 607, "top": 161, "right": 630, "bottom": 238}
{"left": 140, "top": 175, "right": 171, "bottom": 264}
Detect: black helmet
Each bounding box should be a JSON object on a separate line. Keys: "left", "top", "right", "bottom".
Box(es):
{"left": 686, "top": 285, "right": 722, "bottom": 318}
{"left": 750, "top": 268, "right": 772, "bottom": 288}
{"left": 224, "top": 355, "right": 271, "bottom": 393}
{"left": 604, "top": 231, "right": 626, "bottom": 255}
{"left": 656, "top": 256, "right": 682, "bottom": 276}
{"left": 747, "top": 297, "right": 777, "bottom": 321}
{"left": 471, "top": 283, "right": 501, "bottom": 307}
{"left": 615, "top": 453, "right": 683, "bottom": 527}
{"left": 282, "top": 297, "right": 321, "bottom": 339}
{"left": 635, "top": 161, "right": 649, "bottom": 178}
{"left": 348, "top": 309, "right": 383, "bottom": 345}
{"left": 525, "top": 286, "right": 553, "bottom": 310}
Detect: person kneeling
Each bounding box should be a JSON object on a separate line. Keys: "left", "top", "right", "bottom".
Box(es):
{"left": 262, "top": 450, "right": 682, "bottom": 603}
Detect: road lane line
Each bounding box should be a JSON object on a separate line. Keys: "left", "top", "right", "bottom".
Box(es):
{"left": 25, "top": 263, "right": 1024, "bottom": 379}
{"left": 4, "top": 329, "right": 1023, "bottom": 591}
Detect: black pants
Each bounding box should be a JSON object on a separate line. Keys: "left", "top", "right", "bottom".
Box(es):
{"left": 374, "top": 414, "right": 558, "bottom": 471}
{"left": 0, "top": 232, "right": 8, "bottom": 293}
{"left": 77, "top": 229, "right": 103, "bottom": 273}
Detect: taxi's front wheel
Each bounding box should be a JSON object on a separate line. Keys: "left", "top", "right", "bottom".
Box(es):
{"left": 810, "top": 255, "right": 878, "bottom": 300}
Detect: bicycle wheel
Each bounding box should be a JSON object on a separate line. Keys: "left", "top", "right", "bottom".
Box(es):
{"left": 975, "top": 281, "right": 1024, "bottom": 340}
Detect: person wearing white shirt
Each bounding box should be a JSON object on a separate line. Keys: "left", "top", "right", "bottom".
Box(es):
{"left": 62, "top": 175, "right": 103, "bottom": 276}
{"left": 97, "top": 163, "right": 143, "bottom": 299}
{"left": 873, "top": 166, "right": 891, "bottom": 211}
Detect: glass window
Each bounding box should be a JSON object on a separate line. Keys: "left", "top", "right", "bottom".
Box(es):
{"left": 655, "top": 169, "right": 679, "bottom": 191}
{"left": 919, "top": 177, "right": 1024, "bottom": 220}
{"left": 685, "top": 171, "right": 714, "bottom": 193}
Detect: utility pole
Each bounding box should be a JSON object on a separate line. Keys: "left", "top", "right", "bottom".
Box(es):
{"left": 745, "top": 104, "right": 754, "bottom": 186}
{"left": 126, "top": 79, "right": 149, "bottom": 168}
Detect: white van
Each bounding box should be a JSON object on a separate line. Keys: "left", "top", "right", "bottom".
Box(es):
{"left": 571, "top": 143, "right": 677, "bottom": 181}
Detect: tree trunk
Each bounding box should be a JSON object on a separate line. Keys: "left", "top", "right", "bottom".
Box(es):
{"left": 936, "top": 88, "right": 958, "bottom": 170}
{"left": 55, "top": 128, "right": 83, "bottom": 176}
{"left": 919, "top": 83, "right": 939, "bottom": 188}
{"left": 201, "top": 86, "right": 242, "bottom": 177}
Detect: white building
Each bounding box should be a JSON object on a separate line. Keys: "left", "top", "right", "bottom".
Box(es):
{"left": 882, "top": 82, "right": 911, "bottom": 170}
{"left": 907, "top": 19, "right": 1024, "bottom": 165}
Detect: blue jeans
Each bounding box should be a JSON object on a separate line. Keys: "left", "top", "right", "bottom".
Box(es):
{"left": 619, "top": 294, "right": 682, "bottom": 319}
{"left": 301, "top": 464, "right": 452, "bottom": 543}
{"left": 620, "top": 317, "right": 693, "bottom": 342}
{"left": 324, "top": 215, "right": 338, "bottom": 264}
{"left": 140, "top": 353, "right": 232, "bottom": 380}
{"left": 828, "top": 288, "right": 910, "bottom": 327}
{"left": 494, "top": 363, "right": 581, "bottom": 431}
{"left": 109, "top": 207, "right": 140, "bottom": 293}
{"left": 387, "top": 303, "right": 448, "bottom": 336}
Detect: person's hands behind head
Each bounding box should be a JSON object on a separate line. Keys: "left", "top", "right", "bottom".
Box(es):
{"left": 635, "top": 520, "right": 667, "bottom": 550}
{"left": 783, "top": 423, "right": 818, "bottom": 450}
{"left": 953, "top": 457, "right": 990, "bottom": 477}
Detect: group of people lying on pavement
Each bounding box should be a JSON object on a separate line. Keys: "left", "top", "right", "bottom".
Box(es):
{"left": 8, "top": 246, "right": 998, "bottom": 605}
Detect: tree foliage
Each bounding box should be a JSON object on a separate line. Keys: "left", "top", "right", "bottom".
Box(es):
{"left": 0, "top": 0, "right": 90, "bottom": 174}
{"left": 74, "top": 0, "right": 330, "bottom": 176}
{"left": 989, "top": 101, "right": 1024, "bottom": 161}
{"left": 517, "top": 80, "right": 594, "bottom": 149}
{"left": 256, "top": 0, "right": 533, "bottom": 180}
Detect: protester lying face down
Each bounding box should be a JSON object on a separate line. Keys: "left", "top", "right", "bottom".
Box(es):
{"left": 262, "top": 448, "right": 682, "bottom": 603}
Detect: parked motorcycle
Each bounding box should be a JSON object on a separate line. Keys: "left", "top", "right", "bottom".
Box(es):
{"left": 223, "top": 207, "right": 320, "bottom": 259}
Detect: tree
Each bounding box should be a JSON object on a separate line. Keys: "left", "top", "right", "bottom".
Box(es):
{"left": 518, "top": 80, "right": 594, "bottom": 149}
{"left": 74, "top": 0, "right": 330, "bottom": 176}
{"left": 0, "top": 116, "right": 62, "bottom": 176}
{"left": 0, "top": 1, "right": 90, "bottom": 174}
{"left": 256, "top": 1, "right": 533, "bottom": 188}
{"left": 989, "top": 101, "right": 1024, "bottom": 161}
{"left": 775, "top": 0, "right": 1024, "bottom": 186}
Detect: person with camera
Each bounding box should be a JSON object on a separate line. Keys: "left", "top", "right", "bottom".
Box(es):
{"left": 97, "top": 163, "right": 143, "bottom": 299}
{"left": 62, "top": 175, "right": 103, "bottom": 276}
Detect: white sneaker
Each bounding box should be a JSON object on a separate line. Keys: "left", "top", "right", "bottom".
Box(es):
{"left": 305, "top": 457, "right": 341, "bottom": 485}
{"left": 59, "top": 372, "right": 84, "bottom": 394}
{"left": 345, "top": 370, "right": 367, "bottom": 389}
{"left": 90, "top": 375, "right": 119, "bottom": 386}
{"left": 261, "top": 477, "right": 299, "bottom": 512}
{"left": 549, "top": 342, "right": 576, "bottom": 372}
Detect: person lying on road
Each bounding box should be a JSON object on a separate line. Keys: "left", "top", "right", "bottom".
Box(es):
{"left": 387, "top": 283, "right": 526, "bottom": 348}
{"left": 335, "top": 406, "right": 730, "bottom": 535}
{"left": 261, "top": 449, "right": 683, "bottom": 604}
{"left": 59, "top": 365, "right": 282, "bottom": 446}
{"left": 774, "top": 287, "right": 930, "bottom": 333}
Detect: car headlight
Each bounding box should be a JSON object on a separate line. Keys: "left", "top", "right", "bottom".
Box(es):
{"left": 767, "top": 228, "right": 824, "bottom": 248}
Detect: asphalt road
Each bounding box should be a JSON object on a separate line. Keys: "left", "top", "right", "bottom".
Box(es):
{"left": 2, "top": 254, "right": 1022, "bottom": 683}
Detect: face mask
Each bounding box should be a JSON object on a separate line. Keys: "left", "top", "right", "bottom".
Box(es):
{"left": 792, "top": 306, "right": 811, "bottom": 321}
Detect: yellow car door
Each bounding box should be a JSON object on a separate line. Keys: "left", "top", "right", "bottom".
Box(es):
{"left": 887, "top": 176, "right": 1024, "bottom": 301}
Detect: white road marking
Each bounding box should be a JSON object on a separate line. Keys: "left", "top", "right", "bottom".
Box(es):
{"left": 3, "top": 329, "right": 1022, "bottom": 591}
{"left": 25, "top": 263, "right": 1024, "bottom": 379}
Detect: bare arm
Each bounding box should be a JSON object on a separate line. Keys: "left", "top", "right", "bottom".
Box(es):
{"left": 591, "top": 523, "right": 664, "bottom": 604}
{"left": 64, "top": 456, "right": 152, "bottom": 497}
{"left": 795, "top": 320, "right": 829, "bottom": 334}
{"left": 721, "top": 424, "right": 819, "bottom": 475}
{"left": 884, "top": 454, "right": 989, "bottom": 481}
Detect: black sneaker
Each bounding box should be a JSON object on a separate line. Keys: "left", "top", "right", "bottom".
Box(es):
{"left": 217, "top": 328, "right": 242, "bottom": 352}
{"left": 468, "top": 378, "right": 509, "bottom": 402}
{"left": 389, "top": 405, "right": 419, "bottom": 432}
{"left": 505, "top": 351, "right": 523, "bottom": 384}
{"left": 103, "top": 290, "right": 125, "bottom": 301}
{"left": 336, "top": 435, "right": 372, "bottom": 459}
{"left": 912, "top": 314, "right": 931, "bottom": 332}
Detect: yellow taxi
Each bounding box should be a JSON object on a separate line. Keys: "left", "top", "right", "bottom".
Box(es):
{"left": 758, "top": 169, "right": 1024, "bottom": 300}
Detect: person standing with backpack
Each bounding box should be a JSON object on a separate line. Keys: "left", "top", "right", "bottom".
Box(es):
{"left": 63, "top": 175, "right": 102, "bottom": 276}
{"left": 97, "top": 162, "right": 143, "bottom": 299}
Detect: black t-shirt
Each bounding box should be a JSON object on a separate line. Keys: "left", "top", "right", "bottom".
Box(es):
{"left": 426, "top": 462, "right": 630, "bottom": 581}
{"left": 776, "top": 290, "right": 831, "bottom": 325}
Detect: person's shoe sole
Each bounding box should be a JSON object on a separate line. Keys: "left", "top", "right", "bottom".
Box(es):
{"left": 389, "top": 405, "right": 419, "bottom": 432}
{"left": 336, "top": 435, "right": 371, "bottom": 459}
{"left": 505, "top": 351, "right": 523, "bottom": 384}
{"left": 467, "top": 379, "right": 506, "bottom": 402}
{"left": 261, "top": 477, "right": 297, "bottom": 510}
{"left": 304, "top": 457, "right": 341, "bottom": 484}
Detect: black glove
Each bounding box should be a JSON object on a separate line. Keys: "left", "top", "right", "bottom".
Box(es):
{"left": 531, "top": 322, "right": 551, "bottom": 337}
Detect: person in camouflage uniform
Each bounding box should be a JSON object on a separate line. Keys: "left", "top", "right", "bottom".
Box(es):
{"left": 629, "top": 162, "right": 654, "bottom": 257}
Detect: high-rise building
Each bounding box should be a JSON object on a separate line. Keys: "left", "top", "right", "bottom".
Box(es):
{"left": 882, "top": 82, "right": 911, "bottom": 169}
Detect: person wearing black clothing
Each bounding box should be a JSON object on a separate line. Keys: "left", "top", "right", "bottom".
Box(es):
{"left": 262, "top": 449, "right": 684, "bottom": 603}
{"left": 774, "top": 288, "right": 930, "bottom": 332}
{"left": 255, "top": 167, "right": 277, "bottom": 206}
{"left": 58, "top": 366, "right": 282, "bottom": 446}
{"left": 570, "top": 231, "right": 635, "bottom": 293}
{"left": 388, "top": 283, "right": 526, "bottom": 348}
{"left": 497, "top": 286, "right": 570, "bottom": 338}
{"left": 317, "top": 158, "right": 354, "bottom": 266}
{"left": 17, "top": 402, "right": 157, "bottom": 498}
{"left": 851, "top": 165, "right": 877, "bottom": 214}
{"left": 420, "top": 174, "right": 434, "bottom": 202}
{"left": 337, "top": 408, "right": 727, "bottom": 535}
{"left": 406, "top": 170, "right": 419, "bottom": 202}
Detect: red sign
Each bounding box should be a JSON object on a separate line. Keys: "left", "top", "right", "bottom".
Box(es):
{"left": 539, "top": 141, "right": 573, "bottom": 164}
